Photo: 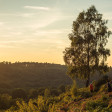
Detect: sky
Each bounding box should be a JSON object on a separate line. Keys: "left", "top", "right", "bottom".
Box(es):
{"left": 0, "top": 0, "right": 112, "bottom": 65}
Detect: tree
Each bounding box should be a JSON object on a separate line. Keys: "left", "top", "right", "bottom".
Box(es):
{"left": 44, "top": 88, "right": 51, "bottom": 97}
{"left": 63, "top": 6, "right": 111, "bottom": 87}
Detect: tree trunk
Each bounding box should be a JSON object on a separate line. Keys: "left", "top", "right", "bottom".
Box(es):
{"left": 86, "top": 42, "right": 90, "bottom": 87}
{"left": 86, "top": 79, "right": 89, "bottom": 87}
{"left": 86, "top": 75, "right": 90, "bottom": 87}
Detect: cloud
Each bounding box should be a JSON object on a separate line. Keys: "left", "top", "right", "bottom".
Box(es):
{"left": 20, "top": 13, "right": 36, "bottom": 17}
{"left": 27, "top": 15, "right": 61, "bottom": 29}
{"left": 24, "top": 6, "right": 50, "bottom": 11}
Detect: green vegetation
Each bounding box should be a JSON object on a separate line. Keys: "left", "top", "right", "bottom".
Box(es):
{"left": 0, "top": 62, "right": 72, "bottom": 111}
{"left": 0, "top": 62, "right": 71, "bottom": 89}
{"left": 0, "top": 5, "right": 112, "bottom": 112}
{"left": 4, "top": 76, "right": 112, "bottom": 112}
{"left": 64, "top": 5, "right": 111, "bottom": 87}
{"left": 0, "top": 85, "right": 67, "bottom": 111}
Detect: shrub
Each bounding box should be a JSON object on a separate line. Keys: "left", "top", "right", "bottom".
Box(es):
{"left": 58, "top": 85, "right": 66, "bottom": 93}
{"left": 99, "top": 84, "right": 107, "bottom": 93}
{"left": 71, "top": 86, "right": 78, "bottom": 97}
{"left": 71, "top": 81, "right": 78, "bottom": 97}
{"left": 101, "top": 94, "right": 109, "bottom": 102}
{"left": 12, "top": 88, "right": 27, "bottom": 99}
{"left": 50, "top": 89, "right": 59, "bottom": 96}
{"left": 94, "top": 75, "right": 109, "bottom": 92}
{"left": 0, "top": 94, "right": 12, "bottom": 109}
{"left": 44, "top": 88, "right": 51, "bottom": 97}
{"left": 29, "top": 89, "right": 38, "bottom": 99}
{"left": 78, "top": 88, "right": 92, "bottom": 98}
{"left": 86, "top": 96, "right": 109, "bottom": 112}
{"left": 80, "top": 91, "right": 92, "bottom": 98}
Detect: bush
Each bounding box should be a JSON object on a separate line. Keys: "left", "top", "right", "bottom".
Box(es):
{"left": 7, "top": 96, "right": 59, "bottom": 112}
{"left": 101, "top": 94, "right": 109, "bottom": 102}
{"left": 29, "top": 89, "right": 38, "bottom": 99}
{"left": 80, "top": 91, "right": 92, "bottom": 98}
{"left": 50, "top": 89, "right": 59, "bottom": 96}
{"left": 71, "top": 86, "right": 78, "bottom": 97}
{"left": 0, "top": 94, "right": 12, "bottom": 109}
{"left": 86, "top": 100, "right": 108, "bottom": 111}
{"left": 71, "top": 81, "right": 78, "bottom": 97}
{"left": 99, "top": 84, "right": 107, "bottom": 93}
{"left": 86, "top": 95, "right": 109, "bottom": 112}
{"left": 94, "top": 75, "right": 109, "bottom": 92}
{"left": 78, "top": 88, "right": 92, "bottom": 99}
{"left": 44, "top": 88, "right": 51, "bottom": 97}
{"left": 12, "top": 88, "right": 27, "bottom": 99}
{"left": 58, "top": 85, "right": 66, "bottom": 93}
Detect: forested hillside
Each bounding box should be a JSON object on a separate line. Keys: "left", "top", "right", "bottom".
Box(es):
{"left": 0, "top": 62, "right": 111, "bottom": 111}
{"left": 0, "top": 62, "right": 72, "bottom": 89}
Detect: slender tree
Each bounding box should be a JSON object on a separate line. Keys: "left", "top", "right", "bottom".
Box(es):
{"left": 63, "top": 6, "right": 111, "bottom": 87}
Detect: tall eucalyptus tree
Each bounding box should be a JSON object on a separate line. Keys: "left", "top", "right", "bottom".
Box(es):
{"left": 64, "top": 6, "right": 111, "bottom": 87}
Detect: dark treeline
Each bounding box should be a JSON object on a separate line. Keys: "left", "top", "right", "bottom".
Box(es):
{"left": 0, "top": 61, "right": 72, "bottom": 89}
{"left": 0, "top": 62, "right": 72, "bottom": 110}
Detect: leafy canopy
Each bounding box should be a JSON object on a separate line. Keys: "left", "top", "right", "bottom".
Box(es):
{"left": 64, "top": 6, "right": 111, "bottom": 80}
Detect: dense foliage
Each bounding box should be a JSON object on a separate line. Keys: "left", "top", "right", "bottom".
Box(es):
{"left": 5, "top": 76, "right": 112, "bottom": 112}
{"left": 64, "top": 5, "right": 111, "bottom": 86}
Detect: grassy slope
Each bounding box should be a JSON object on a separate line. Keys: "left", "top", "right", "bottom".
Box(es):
{"left": 5, "top": 82, "right": 112, "bottom": 112}
{"left": 57, "top": 85, "right": 112, "bottom": 112}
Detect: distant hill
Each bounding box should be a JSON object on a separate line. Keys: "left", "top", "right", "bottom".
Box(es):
{"left": 0, "top": 62, "right": 111, "bottom": 89}
{"left": 0, "top": 62, "right": 72, "bottom": 89}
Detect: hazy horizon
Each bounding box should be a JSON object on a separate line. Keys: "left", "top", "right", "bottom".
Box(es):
{"left": 0, "top": 0, "right": 112, "bottom": 65}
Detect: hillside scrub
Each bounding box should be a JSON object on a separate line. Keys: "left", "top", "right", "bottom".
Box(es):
{"left": 6, "top": 78, "right": 111, "bottom": 112}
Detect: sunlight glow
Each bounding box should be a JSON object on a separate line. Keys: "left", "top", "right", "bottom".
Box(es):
{"left": 0, "top": 0, "right": 112, "bottom": 65}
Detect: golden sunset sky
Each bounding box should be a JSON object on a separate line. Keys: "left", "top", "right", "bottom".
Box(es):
{"left": 0, "top": 0, "right": 112, "bottom": 65}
